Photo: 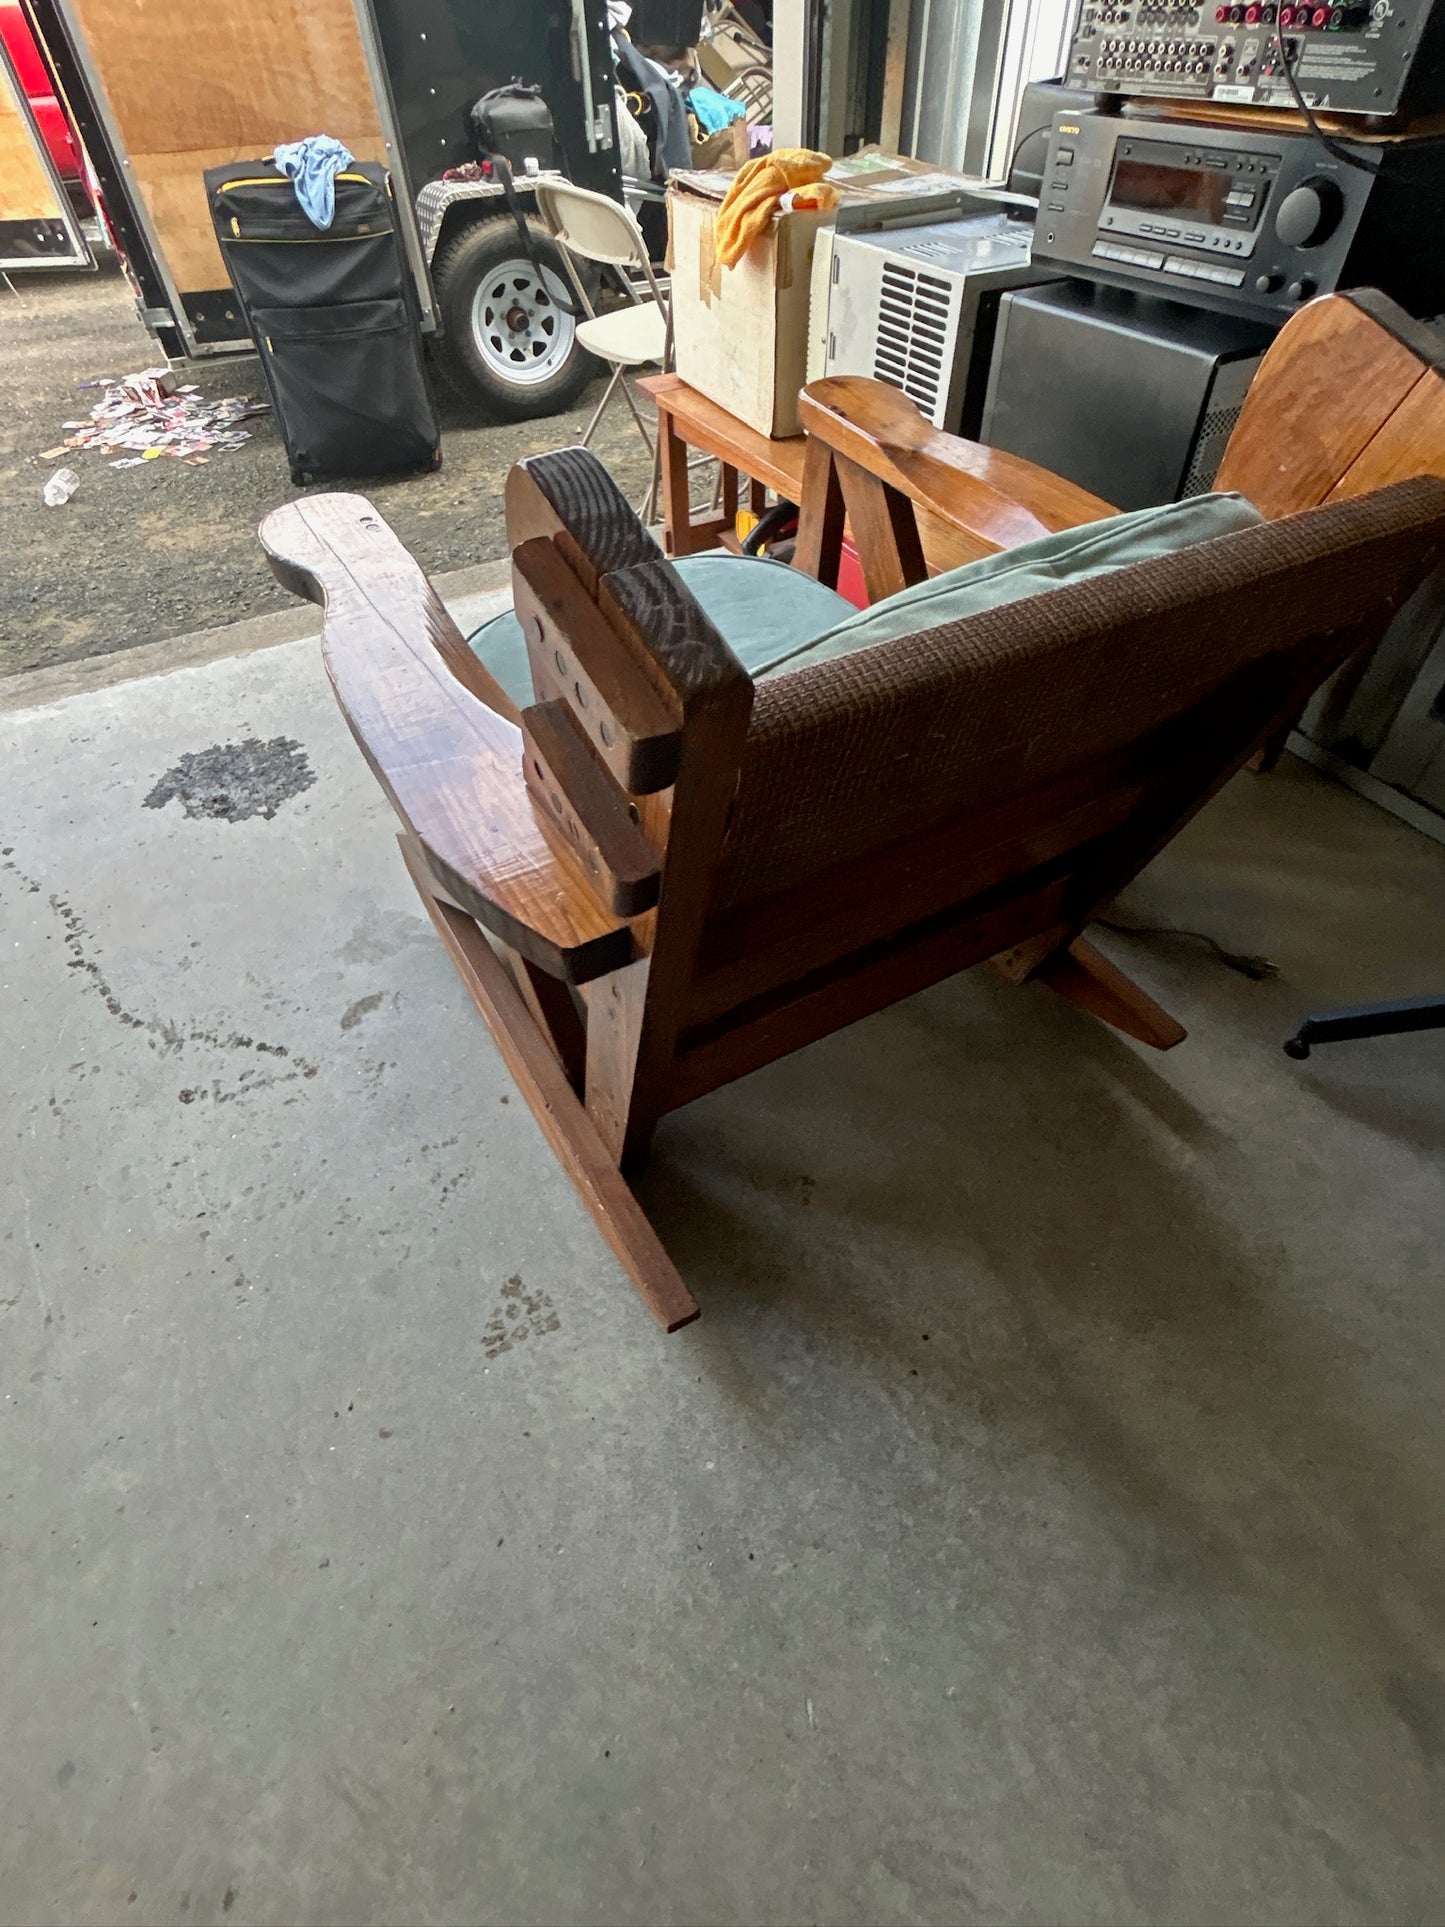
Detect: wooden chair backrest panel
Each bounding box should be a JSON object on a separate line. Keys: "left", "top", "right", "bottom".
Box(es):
{"left": 661, "top": 484, "right": 1445, "bottom": 1087}
{"left": 1214, "top": 290, "right": 1445, "bottom": 515}
{"left": 695, "top": 484, "right": 1445, "bottom": 1017}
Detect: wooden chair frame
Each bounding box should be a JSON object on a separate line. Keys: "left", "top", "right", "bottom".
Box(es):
{"left": 794, "top": 289, "right": 1445, "bottom": 594}
{"left": 259, "top": 292, "right": 1445, "bottom": 1332}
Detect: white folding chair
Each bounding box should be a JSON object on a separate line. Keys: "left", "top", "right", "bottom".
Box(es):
{"left": 533, "top": 179, "right": 672, "bottom": 521}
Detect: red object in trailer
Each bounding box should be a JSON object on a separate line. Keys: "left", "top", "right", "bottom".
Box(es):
{"left": 1, "top": 0, "right": 80, "bottom": 183}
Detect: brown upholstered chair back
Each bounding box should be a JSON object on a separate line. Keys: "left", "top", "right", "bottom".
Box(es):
{"left": 714, "top": 480, "right": 1445, "bottom": 914}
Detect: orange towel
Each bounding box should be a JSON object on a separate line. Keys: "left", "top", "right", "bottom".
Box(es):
{"left": 714, "top": 148, "right": 835, "bottom": 269}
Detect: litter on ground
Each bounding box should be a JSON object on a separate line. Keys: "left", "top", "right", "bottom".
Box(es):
{"left": 47, "top": 366, "right": 268, "bottom": 467}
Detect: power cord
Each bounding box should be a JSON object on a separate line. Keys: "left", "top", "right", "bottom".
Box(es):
{"left": 1098, "top": 918, "right": 1280, "bottom": 980}
{"left": 1272, "top": 25, "right": 1383, "bottom": 175}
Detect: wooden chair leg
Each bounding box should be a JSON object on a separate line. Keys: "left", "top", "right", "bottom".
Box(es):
{"left": 500, "top": 942, "right": 588, "bottom": 1094}
{"left": 657, "top": 408, "right": 692, "bottom": 557}
{"left": 399, "top": 836, "right": 699, "bottom": 1332}
{"left": 1032, "top": 936, "right": 1187, "bottom": 1050}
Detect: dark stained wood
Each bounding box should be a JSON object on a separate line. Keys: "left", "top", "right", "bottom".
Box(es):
{"left": 688, "top": 744, "right": 1158, "bottom": 1026}
{"left": 512, "top": 536, "right": 682, "bottom": 794}
{"left": 657, "top": 405, "right": 695, "bottom": 559}
{"left": 793, "top": 431, "right": 846, "bottom": 587}
{"left": 521, "top": 700, "right": 661, "bottom": 917}
{"left": 668, "top": 878, "right": 1076, "bottom": 1111}
{"left": 259, "top": 492, "right": 634, "bottom": 985}
{"left": 500, "top": 942, "right": 589, "bottom": 1093}
{"left": 278, "top": 395, "right": 1445, "bottom": 1330}
{"left": 583, "top": 556, "right": 754, "bottom": 1171}
{"left": 799, "top": 374, "right": 1116, "bottom": 555}
{"left": 1033, "top": 937, "right": 1187, "bottom": 1050}
{"left": 398, "top": 835, "right": 699, "bottom": 1331}
{"left": 505, "top": 448, "right": 658, "bottom": 596}
{"left": 637, "top": 372, "right": 808, "bottom": 524}
{"left": 833, "top": 449, "right": 930, "bottom": 599}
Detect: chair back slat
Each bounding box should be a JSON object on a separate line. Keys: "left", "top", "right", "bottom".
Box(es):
{"left": 1215, "top": 290, "right": 1445, "bottom": 516}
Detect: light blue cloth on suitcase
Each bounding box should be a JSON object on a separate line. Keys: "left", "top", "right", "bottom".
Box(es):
{"left": 272, "top": 135, "right": 354, "bottom": 229}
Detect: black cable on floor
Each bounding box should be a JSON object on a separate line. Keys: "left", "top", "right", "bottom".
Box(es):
{"left": 1098, "top": 918, "right": 1280, "bottom": 981}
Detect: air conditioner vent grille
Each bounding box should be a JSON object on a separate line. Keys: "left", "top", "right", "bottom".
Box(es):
{"left": 873, "top": 263, "right": 955, "bottom": 423}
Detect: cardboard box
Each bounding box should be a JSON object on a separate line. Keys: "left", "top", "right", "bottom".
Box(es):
{"left": 667, "top": 154, "right": 982, "bottom": 439}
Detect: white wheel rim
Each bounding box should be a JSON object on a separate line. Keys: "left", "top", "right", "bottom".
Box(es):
{"left": 471, "top": 257, "right": 576, "bottom": 386}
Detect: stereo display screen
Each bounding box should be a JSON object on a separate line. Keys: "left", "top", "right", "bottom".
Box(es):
{"left": 1109, "top": 157, "right": 1237, "bottom": 226}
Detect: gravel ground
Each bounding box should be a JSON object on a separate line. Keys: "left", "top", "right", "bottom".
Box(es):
{"left": 0, "top": 259, "right": 653, "bottom": 678}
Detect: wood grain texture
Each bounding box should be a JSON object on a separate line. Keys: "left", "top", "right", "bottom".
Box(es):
{"left": 637, "top": 373, "right": 809, "bottom": 502}
{"left": 1214, "top": 292, "right": 1436, "bottom": 517}
{"left": 259, "top": 492, "right": 633, "bottom": 983}
{"left": 399, "top": 836, "right": 699, "bottom": 1332}
{"left": 513, "top": 536, "right": 681, "bottom": 793}
{"left": 800, "top": 375, "right": 1117, "bottom": 551}
{"left": 670, "top": 878, "right": 1076, "bottom": 1110}
{"left": 500, "top": 942, "right": 589, "bottom": 1093}
{"left": 65, "top": 0, "right": 383, "bottom": 291}
{"left": 507, "top": 450, "right": 659, "bottom": 596}
{"left": 833, "top": 450, "right": 930, "bottom": 599}
{"left": 521, "top": 701, "right": 661, "bottom": 917}
{"left": 587, "top": 560, "right": 753, "bottom": 1169}
{"left": 793, "top": 433, "right": 846, "bottom": 586}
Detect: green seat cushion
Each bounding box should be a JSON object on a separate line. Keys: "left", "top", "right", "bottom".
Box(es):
{"left": 467, "top": 550, "right": 858, "bottom": 709}
{"left": 467, "top": 494, "right": 1264, "bottom": 705}
{"left": 759, "top": 491, "right": 1266, "bottom": 680}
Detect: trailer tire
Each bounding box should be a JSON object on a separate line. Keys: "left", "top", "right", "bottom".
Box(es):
{"left": 431, "top": 215, "right": 596, "bottom": 421}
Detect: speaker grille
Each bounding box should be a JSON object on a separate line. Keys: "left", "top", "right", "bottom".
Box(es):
{"left": 1182, "top": 403, "right": 1242, "bottom": 497}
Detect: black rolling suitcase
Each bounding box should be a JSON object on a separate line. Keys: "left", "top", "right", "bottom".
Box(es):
{"left": 205, "top": 159, "right": 440, "bottom": 486}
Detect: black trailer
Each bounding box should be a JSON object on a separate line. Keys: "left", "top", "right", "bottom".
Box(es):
{"left": 23, "top": 0, "right": 620, "bottom": 418}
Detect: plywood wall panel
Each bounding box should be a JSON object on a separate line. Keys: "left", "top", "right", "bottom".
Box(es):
{"left": 69, "top": 0, "right": 385, "bottom": 291}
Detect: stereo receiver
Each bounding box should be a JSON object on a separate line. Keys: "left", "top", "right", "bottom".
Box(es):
{"left": 1033, "top": 110, "right": 1445, "bottom": 320}
{"left": 1064, "top": 0, "right": 1445, "bottom": 119}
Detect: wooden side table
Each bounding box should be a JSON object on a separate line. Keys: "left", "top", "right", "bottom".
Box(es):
{"left": 637, "top": 373, "right": 808, "bottom": 558}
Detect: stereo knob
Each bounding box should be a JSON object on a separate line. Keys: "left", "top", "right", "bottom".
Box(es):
{"left": 1255, "top": 271, "right": 1285, "bottom": 291}
{"left": 1286, "top": 277, "right": 1318, "bottom": 301}
{"left": 1274, "top": 176, "right": 1345, "bottom": 248}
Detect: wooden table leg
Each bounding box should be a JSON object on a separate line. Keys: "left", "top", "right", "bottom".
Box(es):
{"left": 657, "top": 407, "right": 693, "bottom": 558}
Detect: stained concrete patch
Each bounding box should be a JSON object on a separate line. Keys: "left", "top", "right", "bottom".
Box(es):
{"left": 143, "top": 735, "right": 315, "bottom": 823}
{"left": 482, "top": 1274, "right": 562, "bottom": 1359}
{"left": 340, "top": 992, "right": 385, "bottom": 1032}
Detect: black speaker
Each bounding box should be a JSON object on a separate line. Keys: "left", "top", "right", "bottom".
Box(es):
{"left": 981, "top": 279, "right": 1275, "bottom": 510}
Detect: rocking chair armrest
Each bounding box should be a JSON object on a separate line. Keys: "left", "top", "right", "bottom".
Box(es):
{"left": 259, "top": 493, "right": 636, "bottom": 984}
{"left": 798, "top": 377, "right": 1118, "bottom": 559}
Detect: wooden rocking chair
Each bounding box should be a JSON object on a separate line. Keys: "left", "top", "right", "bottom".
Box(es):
{"left": 259, "top": 293, "right": 1445, "bottom": 1332}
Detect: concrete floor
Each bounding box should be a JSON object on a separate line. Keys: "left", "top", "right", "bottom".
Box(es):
{"left": 2, "top": 610, "right": 1445, "bottom": 1927}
